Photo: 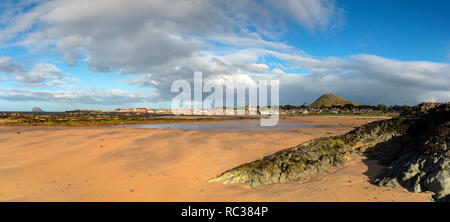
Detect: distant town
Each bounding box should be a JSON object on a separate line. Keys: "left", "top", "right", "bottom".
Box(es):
{"left": 64, "top": 104, "right": 409, "bottom": 116}
{"left": 60, "top": 94, "right": 411, "bottom": 116}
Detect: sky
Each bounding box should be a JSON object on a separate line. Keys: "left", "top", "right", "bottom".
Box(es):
{"left": 0, "top": 0, "right": 449, "bottom": 111}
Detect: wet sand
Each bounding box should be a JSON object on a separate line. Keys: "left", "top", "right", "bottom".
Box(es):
{"left": 0, "top": 116, "right": 432, "bottom": 201}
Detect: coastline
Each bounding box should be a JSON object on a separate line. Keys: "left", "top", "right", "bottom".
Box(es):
{"left": 0, "top": 116, "right": 431, "bottom": 201}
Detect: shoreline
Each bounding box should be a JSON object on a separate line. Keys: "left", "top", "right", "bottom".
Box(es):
{"left": 0, "top": 115, "right": 391, "bottom": 128}
{"left": 0, "top": 116, "right": 430, "bottom": 201}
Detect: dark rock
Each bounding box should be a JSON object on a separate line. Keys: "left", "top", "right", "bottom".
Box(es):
{"left": 32, "top": 107, "right": 43, "bottom": 112}
{"left": 209, "top": 136, "right": 357, "bottom": 187}
{"left": 368, "top": 103, "right": 449, "bottom": 201}
{"left": 209, "top": 102, "right": 450, "bottom": 201}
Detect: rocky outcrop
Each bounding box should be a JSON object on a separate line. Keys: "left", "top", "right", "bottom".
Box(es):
{"left": 368, "top": 103, "right": 449, "bottom": 201}
{"left": 209, "top": 102, "right": 449, "bottom": 201}
{"left": 32, "top": 107, "right": 43, "bottom": 112}
{"left": 209, "top": 136, "right": 357, "bottom": 188}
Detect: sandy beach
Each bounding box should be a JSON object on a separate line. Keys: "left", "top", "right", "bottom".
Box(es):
{"left": 0, "top": 116, "right": 432, "bottom": 201}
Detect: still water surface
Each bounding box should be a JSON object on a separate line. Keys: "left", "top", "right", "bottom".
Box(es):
{"left": 117, "top": 120, "right": 319, "bottom": 131}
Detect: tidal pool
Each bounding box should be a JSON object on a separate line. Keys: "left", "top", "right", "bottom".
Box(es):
{"left": 116, "top": 120, "right": 319, "bottom": 131}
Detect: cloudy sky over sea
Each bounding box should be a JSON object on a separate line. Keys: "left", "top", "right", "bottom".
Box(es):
{"left": 0, "top": 0, "right": 449, "bottom": 111}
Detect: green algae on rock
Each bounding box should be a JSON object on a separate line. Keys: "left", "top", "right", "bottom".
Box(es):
{"left": 210, "top": 102, "right": 450, "bottom": 202}
{"left": 209, "top": 136, "right": 357, "bottom": 188}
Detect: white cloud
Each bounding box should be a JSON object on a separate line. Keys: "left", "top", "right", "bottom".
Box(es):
{"left": 271, "top": 54, "right": 450, "bottom": 105}
{"left": 266, "top": 0, "right": 346, "bottom": 32}
{"left": 0, "top": 0, "right": 448, "bottom": 107}
{"left": 0, "top": 0, "right": 343, "bottom": 72}
{"left": 0, "top": 88, "right": 157, "bottom": 105}
{"left": 0, "top": 57, "right": 77, "bottom": 87}
{"left": 206, "top": 73, "right": 258, "bottom": 89}
{"left": 13, "top": 63, "right": 77, "bottom": 87}
{"left": 272, "top": 68, "right": 285, "bottom": 74}
{"left": 0, "top": 56, "right": 26, "bottom": 74}
{"left": 123, "top": 47, "right": 450, "bottom": 105}
{"left": 236, "top": 63, "right": 270, "bottom": 73}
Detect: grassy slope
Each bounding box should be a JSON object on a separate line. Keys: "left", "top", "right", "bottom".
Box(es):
{"left": 309, "top": 94, "right": 359, "bottom": 108}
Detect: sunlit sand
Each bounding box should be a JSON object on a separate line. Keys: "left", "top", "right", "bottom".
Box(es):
{"left": 0, "top": 116, "right": 431, "bottom": 201}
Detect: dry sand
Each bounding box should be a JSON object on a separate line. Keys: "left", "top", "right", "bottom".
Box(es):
{"left": 0, "top": 116, "right": 432, "bottom": 201}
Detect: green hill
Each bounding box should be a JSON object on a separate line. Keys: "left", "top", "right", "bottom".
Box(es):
{"left": 309, "top": 93, "right": 359, "bottom": 108}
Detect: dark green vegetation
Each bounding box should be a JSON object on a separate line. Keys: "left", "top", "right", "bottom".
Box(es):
{"left": 281, "top": 103, "right": 411, "bottom": 113}
{"left": 210, "top": 102, "right": 450, "bottom": 201}
{"left": 309, "top": 93, "right": 359, "bottom": 108}
{"left": 0, "top": 112, "right": 222, "bottom": 126}
{"left": 285, "top": 112, "right": 399, "bottom": 117}
{"left": 280, "top": 93, "right": 411, "bottom": 114}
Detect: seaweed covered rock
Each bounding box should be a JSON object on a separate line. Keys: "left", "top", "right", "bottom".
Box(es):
{"left": 208, "top": 117, "right": 409, "bottom": 188}
{"left": 210, "top": 102, "right": 450, "bottom": 202}
{"left": 209, "top": 136, "right": 357, "bottom": 188}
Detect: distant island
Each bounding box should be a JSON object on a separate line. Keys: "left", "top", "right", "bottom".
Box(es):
{"left": 32, "top": 107, "right": 43, "bottom": 112}
{"left": 0, "top": 93, "right": 415, "bottom": 127}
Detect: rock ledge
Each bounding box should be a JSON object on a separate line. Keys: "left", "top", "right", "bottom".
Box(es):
{"left": 209, "top": 102, "right": 449, "bottom": 201}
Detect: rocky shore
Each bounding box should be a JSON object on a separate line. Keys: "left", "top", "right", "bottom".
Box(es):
{"left": 210, "top": 102, "right": 449, "bottom": 201}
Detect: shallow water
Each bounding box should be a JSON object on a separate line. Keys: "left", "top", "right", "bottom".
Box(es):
{"left": 117, "top": 120, "right": 317, "bottom": 131}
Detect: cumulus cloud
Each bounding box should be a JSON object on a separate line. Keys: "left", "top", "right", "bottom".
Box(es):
{"left": 272, "top": 54, "right": 450, "bottom": 105}
{"left": 13, "top": 63, "right": 77, "bottom": 87}
{"left": 0, "top": 88, "right": 156, "bottom": 105}
{"left": 0, "top": 57, "right": 76, "bottom": 87}
{"left": 0, "top": 0, "right": 342, "bottom": 71}
{"left": 120, "top": 46, "right": 450, "bottom": 105}
{"left": 0, "top": 56, "right": 26, "bottom": 74}
{"left": 0, "top": 0, "right": 448, "bottom": 107}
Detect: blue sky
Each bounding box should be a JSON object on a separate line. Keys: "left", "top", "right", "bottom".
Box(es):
{"left": 283, "top": 0, "right": 450, "bottom": 62}
{"left": 0, "top": 0, "right": 449, "bottom": 111}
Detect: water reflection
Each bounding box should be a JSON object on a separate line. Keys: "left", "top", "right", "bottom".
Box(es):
{"left": 117, "top": 120, "right": 317, "bottom": 131}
